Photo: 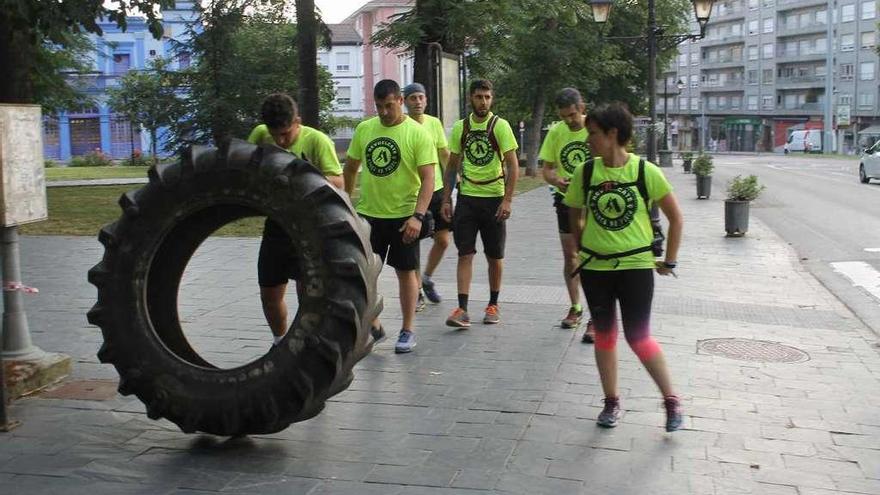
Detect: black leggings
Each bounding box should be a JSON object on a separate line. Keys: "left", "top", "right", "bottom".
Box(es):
{"left": 579, "top": 269, "right": 662, "bottom": 360}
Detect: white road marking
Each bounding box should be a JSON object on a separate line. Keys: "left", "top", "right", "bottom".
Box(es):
{"left": 865, "top": 248, "right": 880, "bottom": 253}
{"left": 831, "top": 261, "right": 880, "bottom": 301}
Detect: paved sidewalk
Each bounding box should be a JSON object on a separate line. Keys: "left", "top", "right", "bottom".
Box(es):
{"left": 47, "top": 178, "right": 149, "bottom": 188}
{"left": 2, "top": 168, "right": 879, "bottom": 494}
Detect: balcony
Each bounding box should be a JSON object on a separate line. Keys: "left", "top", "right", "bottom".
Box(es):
{"left": 778, "top": 0, "right": 826, "bottom": 11}
{"left": 775, "top": 51, "right": 827, "bottom": 63}
{"left": 777, "top": 23, "right": 828, "bottom": 37}
{"left": 700, "top": 81, "right": 746, "bottom": 92}
{"left": 700, "top": 58, "right": 746, "bottom": 69}
{"left": 711, "top": 8, "right": 746, "bottom": 22}
{"left": 776, "top": 75, "right": 826, "bottom": 88}
{"left": 701, "top": 34, "right": 746, "bottom": 47}
{"left": 777, "top": 102, "right": 825, "bottom": 115}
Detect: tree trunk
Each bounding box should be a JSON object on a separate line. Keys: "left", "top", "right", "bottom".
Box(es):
{"left": 296, "top": 0, "right": 320, "bottom": 127}
{"left": 525, "top": 93, "right": 545, "bottom": 177}
{"left": 413, "top": 42, "right": 437, "bottom": 116}
{"left": 151, "top": 129, "right": 158, "bottom": 164}
{"left": 0, "top": 16, "right": 36, "bottom": 103}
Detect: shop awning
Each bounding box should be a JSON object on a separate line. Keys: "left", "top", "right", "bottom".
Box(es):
{"left": 723, "top": 117, "right": 762, "bottom": 126}
{"left": 857, "top": 125, "right": 880, "bottom": 136}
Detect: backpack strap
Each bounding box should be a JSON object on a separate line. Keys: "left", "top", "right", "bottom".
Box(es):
{"left": 461, "top": 115, "right": 505, "bottom": 185}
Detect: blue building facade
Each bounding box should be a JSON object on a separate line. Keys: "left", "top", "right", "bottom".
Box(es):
{"left": 43, "top": 2, "right": 198, "bottom": 161}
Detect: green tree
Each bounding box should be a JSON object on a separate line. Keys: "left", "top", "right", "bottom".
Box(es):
{"left": 34, "top": 31, "right": 96, "bottom": 113}
{"left": 168, "top": 2, "right": 336, "bottom": 150}
{"left": 107, "top": 58, "right": 184, "bottom": 160}
{"left": 0, "top": 0, "right": 170, "bottom": 103}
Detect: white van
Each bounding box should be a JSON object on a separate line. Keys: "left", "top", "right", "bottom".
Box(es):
{"left": 784, "top": 130, "right": 822, "bottom": 153}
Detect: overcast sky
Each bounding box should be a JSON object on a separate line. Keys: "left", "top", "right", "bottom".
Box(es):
{"left": 315, "top": 0, "right": 363, "bottom": 24}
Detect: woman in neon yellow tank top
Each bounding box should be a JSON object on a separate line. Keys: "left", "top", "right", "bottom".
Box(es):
{"left": 562, "top": 102, "right": 685, "bottom": 432}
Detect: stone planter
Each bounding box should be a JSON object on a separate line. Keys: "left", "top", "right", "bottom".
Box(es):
{"left": 696, "top": 175, "right": 712, "bottom": 199}
{"left": 725, "top": 200, "right": 750, "bottom": 237}
{"left": 682, "top": 159, "right": 692, "bottom": 173}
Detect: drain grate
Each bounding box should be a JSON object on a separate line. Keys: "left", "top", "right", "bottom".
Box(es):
{"left": 697, "top": 338, "right": 810, "bottom": 363}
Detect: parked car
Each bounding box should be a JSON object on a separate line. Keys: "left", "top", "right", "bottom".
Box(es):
{"left": 860, "top": 140, "right": 880, "bottom": 184}
{"left": 784, "top": 130, "right": 822, "bottom": 154}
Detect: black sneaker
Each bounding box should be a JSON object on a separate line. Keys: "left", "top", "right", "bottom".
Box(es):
{"left": 422, "top": 278, "right": 441, "bottom": 303}
{"left": 664, "top": 395, "right": 683, "bottom": 432}
{"left": 581, "top": 319, "right": 596, "bottom": 343}
{"left": 370, "top": 325, "right": 386, "bottom": 344}
{"left": 597, "top": 397, "right": 621, "bottom": 428}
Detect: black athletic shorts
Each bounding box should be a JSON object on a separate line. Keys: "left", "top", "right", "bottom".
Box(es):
{"left": 428, "top": 189, "right": 452, "bottom": 232}
{"left": 258, "top": 219, "right": 302, "bottom": 288}
{"left": 453, "top": 194, "right": 506, "bottom": 259}
{"left": 553, "top": 192, "right": 572, "bottom": 234}
{"left": 362, "top": 215, "right": 421, "bottom": 271}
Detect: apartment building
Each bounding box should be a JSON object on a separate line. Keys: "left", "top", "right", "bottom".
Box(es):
{"left": 660, "top": 0, "right": 879, "bottom": 153}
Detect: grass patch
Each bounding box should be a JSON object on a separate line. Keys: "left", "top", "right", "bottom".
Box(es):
{"left": 45, "top": 166, "right": 151, "bottom": 181}
{"left": 23, "top": 169, "right": 548, "bottom": 237}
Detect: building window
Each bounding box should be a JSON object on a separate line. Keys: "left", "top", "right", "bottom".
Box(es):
{"left": 679, "top": 97, "right": 688, "bottom": 110}
{"left": 862, "top": 1, "right": 876, "bottom": 19}
{"left": 336, "top": 86, "right": 352, "bottom": 106}
{"left": 763, "top": 0, "right": 774, "bottom": 6}
{"left": 862, "top": 31, "right": 876, "bottom": 48}
{"left": 839, "top": 93, "right": 853, "bottom": 105}
{"left": 731, "top": 95, "right": 742, "bottom": 109}
{"left": 815, "top": 37, "right": 827, "bottom": 53}
{"left": 747, "top": 96, "right": 758, "bottom": 110}
{"left": 178, "top": 52, "right": 190, "bottom": 69}
{"left": 816, "top": 9, "right": 827, "bottom": 23}
{"left": 762, "top": 43, "right": 774, "bottom": 59}
{"left": 748, "top": 0, "right": 758, "bottom": 10}
{"left": 860, "top": 61, "right": 875, "bottom": 80}
{"left": 691, "top": 97, "right": 699, "bottom": 110}
{"left": 762, "top": 95, "right": 774, "bottom": 109}
{"left": 690, "top": 51, "right": 700, "bottom": 65}
{"left": 747, "top": 69, "right": 758, "bottom": 84}
{"left": 708, "top": 96, "right": 718, "bottom": 110}
{"left": 762, "top": 68, "right": 774, "bottom": 83}
{"left": 113, "top": 53, "right": 131, "bottom": 74}
{"left": 690, "top": 74, "right": 700, "bottom": 88}
{"left": 763, "top": 17, "right": 774, "bottom": 33}
{"left": 841, "top": 4, "right": 855, "bottom": 21}
{"left": 336, "top": 52, "right": 351, "bottom": 72}
{"left": 679, "top": 53, "right": 688, "bottom": 67}
{"left": 841, "top": 63, "right": 855, "bottom": 80}
{"left": 748, "top": 19, "right": 759, "bottom": 34}
{"left": 816, "top": 64, "right": 827, "bottom": 76}
{"left": 748, "top": 45, "right": 758, "bottom": 60}
{"left": 318, "top": 52, "right": 329, "bottom": 68}
{"left": 841, "top": 33, "right": 855, "bottom": 51}
{"left": 859, "top": 92, "right": 875, "bottom": 108}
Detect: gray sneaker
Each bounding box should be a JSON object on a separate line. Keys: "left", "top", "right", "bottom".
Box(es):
{"left": 394, "top": 330, "right": 416, "bottom": 354}
{"left": 597, "top": 397, "right": 621, "bottom": 428}
{"left": 483, "top": 304, "right": 500, "bottom": 324}
{"left": 664, "top": 395, "right": 683, "bottom": 432}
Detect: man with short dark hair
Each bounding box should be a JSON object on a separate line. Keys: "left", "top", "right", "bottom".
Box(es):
{"left": 539, "top": 87, "right": 595, "bottom": 341}
{"left": 402, "top": 82, "right": 451, "bottom": 309}
{"left": 344, "top": 79, "right": 436, "bottom": 353}
{"left": 248, "top": 93, "right": 343, "bottom": 346}
{"left": 441, "top": 79, "right": 519, "bottom": 327}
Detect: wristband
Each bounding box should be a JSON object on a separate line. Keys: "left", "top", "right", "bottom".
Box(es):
{"left": 412, "top": 212, "right": 425, "bottom": 222}
{"left": 662, "top": 261, "right": 677, "bottom": 269}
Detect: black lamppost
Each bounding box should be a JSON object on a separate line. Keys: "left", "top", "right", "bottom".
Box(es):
{"left": 663, "top": 78, "right": 688, "bottom": 150}
{"left": 589, "top": 0, "right": 715, "bottom": 163}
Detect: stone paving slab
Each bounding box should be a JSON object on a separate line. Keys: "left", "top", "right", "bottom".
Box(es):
{"left": 2, "top": 166, "right": 880, "bottom": 493}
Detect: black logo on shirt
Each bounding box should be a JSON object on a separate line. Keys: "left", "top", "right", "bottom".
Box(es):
{"left": 365, "top": 137, "right": 401, "bottom": 177}
{"left": 560, "top": 142, "right": 590, "bottom": 175}
{"left": 464, "top": 131, "right": 495, "bottom": 167}
{"left": 588, "top": 183, "right": 638, "bottom": 231}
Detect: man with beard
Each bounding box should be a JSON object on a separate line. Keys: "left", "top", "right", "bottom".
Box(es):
{"left": 441, "top": 79, "right": 519, "bottom": 327}
{"left": 539, "top": 87, "right": 595, "bottom": 342}
{"left": 402, "top": 82, "right": 451, "bottom": 309}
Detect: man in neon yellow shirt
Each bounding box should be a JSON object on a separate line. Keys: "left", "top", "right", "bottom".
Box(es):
{"left": 247, "top": 93, "right": 343, "bottom": 346}
{"left": 441, "top": 79, "right": 519, "bottom": 327}
{"left": 344, "top": 79, "right": 436, "bottom": 353}
{"left": 402, "top": 82, "right": 450, "bottom": 309}
{"left": 539, "top": 87, "right": 594, "bottom": 340}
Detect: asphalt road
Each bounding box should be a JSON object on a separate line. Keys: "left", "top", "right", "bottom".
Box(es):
{"left": 705, "top": 153, "right": 880, "bottom": 338}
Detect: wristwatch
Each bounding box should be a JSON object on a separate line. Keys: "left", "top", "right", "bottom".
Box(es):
{"left": 412, "top": 212, "right": 426, "bottom": 222}
{"left": 662, "top": 261, "right": 677, "bottom": 269}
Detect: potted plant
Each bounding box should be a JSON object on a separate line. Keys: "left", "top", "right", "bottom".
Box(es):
{"left": 692, "top": 153, "right": 714, "bottom": 199}
{"left": 724, "top": 174, "right": 765, "bottom": 237}
{"left": 680, "top": 151, "right": 694, "bottom": 173}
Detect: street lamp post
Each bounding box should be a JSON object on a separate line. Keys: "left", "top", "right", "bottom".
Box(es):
{"left": 662, "top": 78, "right": 688, "bottom": 150}
{"left": 590, "top": 0, "right": 715, "bottom": 163}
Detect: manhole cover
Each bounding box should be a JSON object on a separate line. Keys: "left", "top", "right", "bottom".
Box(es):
{"left": 697, "top": 338, "right": 809, "bottom": 363}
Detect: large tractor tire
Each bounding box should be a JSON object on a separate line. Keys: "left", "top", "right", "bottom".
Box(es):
{"left": 87, "top": 140, "right": 382, "bottom": 436}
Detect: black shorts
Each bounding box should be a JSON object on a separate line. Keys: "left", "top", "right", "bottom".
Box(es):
{"left": 428, "top": 189, "right": 452, "bottom": 232}
{"left": 553, "top": 192, "right": 571, "bottom": 234}
{"left": 362, "top": 215, "right": 421, "bottom": 271}
{"left": 258, "top": 219, "right": 302, "bottom": 287}
{"left": 453, "top": 195, "right": 506, "bottom": 259}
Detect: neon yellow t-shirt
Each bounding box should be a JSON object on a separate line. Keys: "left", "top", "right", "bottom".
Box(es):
{"left": 563, "top": 154, "right": 672, "bottom": 270}
{"left": 449, "top": 112, "right": 518, "bottom": 197}
{"left": 247, "top": 124, "right": 342, "bottom": 177}
{"left": 538, "top": 121, "right": 591, "bottom": 193}
{"left": 410, "top": 114, "right": 448, "bottom": 192}
{"left": 346, "top": 116, "right": 436, "bottom": 218}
